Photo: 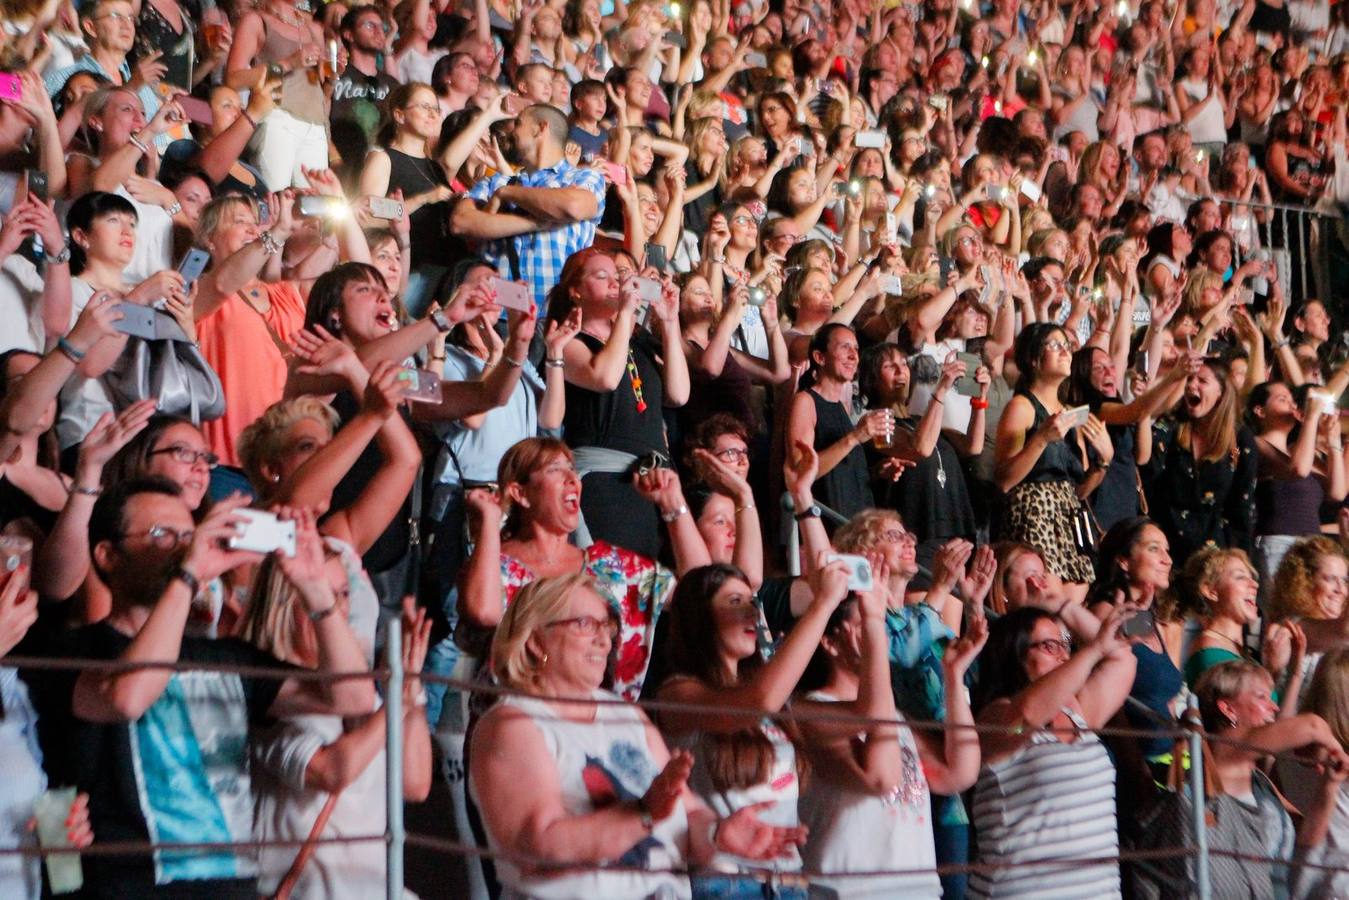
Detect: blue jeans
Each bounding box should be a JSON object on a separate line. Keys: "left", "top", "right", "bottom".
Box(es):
{"left": 691, "top": 874, "right": 808, "bottom": 900}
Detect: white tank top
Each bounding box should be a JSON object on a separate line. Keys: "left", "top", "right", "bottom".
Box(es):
{"left": 472, "top": 691, "right": 692, "bottom": 900}
{"left": 1181, "top": 79, "right": 1228, "bottom": 144}
{"left": 797, "top": 692, "right": 941, "bottom": 899}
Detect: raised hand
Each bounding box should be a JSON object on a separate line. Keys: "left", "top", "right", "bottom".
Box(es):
{"left": 714, "top": 800, "right": 809, "bottom": 860}
{"left": 364, "top": 360, "right": 409, "bottom": 418}
{"left": 641, "top": 749, "right": 693, "bottom": 821}
{"left": 943, "top": 614, "right": 989, "bottom": 681}
{"left": 544, "top": 307, "right": 583, "bottom": 360}
{"left": 76, "top": 400, "right": 157, "bottom": 477}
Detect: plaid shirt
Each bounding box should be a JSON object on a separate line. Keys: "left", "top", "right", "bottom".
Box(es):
{"left": 466, "top": 160, "right": 605, "bottom": 314}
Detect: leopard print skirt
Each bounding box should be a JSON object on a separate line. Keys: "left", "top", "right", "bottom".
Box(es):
{"left": 1002, "top": 479, "right": 1097, "bottom": 584}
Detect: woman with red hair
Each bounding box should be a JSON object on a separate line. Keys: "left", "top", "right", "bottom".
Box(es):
{"left": 545, "top": 248, "right": 692, "bottom": 561}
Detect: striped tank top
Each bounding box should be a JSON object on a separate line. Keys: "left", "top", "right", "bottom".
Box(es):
{"left": 968, "top": 706, "right": 1122, "bottom": 899}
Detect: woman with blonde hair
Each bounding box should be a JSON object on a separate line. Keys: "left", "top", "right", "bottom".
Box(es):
{"left": 242, "top": 511, "right": 433, "bottom": 899}
{"left": 469, "top": 573, "right": 807, "bottom": 900}
{"left": 722, "top": 135, "right": 788, "bottom": 202}
{"left": 1269, "top": 535, "right": 1349, "bottom": 702}
{"left": 1180, "top": 547, "right": 1306, "bottom": 708}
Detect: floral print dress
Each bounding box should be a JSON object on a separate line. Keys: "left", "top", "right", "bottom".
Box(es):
{"left": 500, "top": 540, "right": 675, "bottom": 700}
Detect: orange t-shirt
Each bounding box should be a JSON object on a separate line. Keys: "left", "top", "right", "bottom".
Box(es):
{"left": 196, "top": 281, "right": 307, "bottom": 468}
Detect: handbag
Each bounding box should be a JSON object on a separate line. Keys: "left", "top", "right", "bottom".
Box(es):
{"left": 100, "top": 310, "right": 226, "bottom": 423}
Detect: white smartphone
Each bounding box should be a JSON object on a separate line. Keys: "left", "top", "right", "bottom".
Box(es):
{"left": 825, "top": 553, "right": 874, "bottom": 592}
{"left": 368, "top": 197, "right": 405, "bottom": 220}
{"left": 228, "top": 509, "right": 297, "bottom": 557}
{"left": 855, "top": 130, "right": 886, "bottom": 149}
{"left": 1062, "top": 404, "right": 1092, "bottom": 429}
{"left": 1019, "top": 179, "right": 1042, "bottom": 202}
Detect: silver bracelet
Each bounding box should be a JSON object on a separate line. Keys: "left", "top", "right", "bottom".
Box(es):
{"left": 661, "top": 503, "right": 688, "bottom": 523}
{"left": 503, "top": 356, "right": 525, "bottom": 368}
{"left": 545, "top": 357, "right": 565, "bottom": 368}
{"left": 258, "top": 230, "right": 282, "bottom": 256}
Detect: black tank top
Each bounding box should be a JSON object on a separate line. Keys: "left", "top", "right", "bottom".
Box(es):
{"left": 563, "top": 332, "right": 668, "bottom": 456}
{"left": 385, "top": 149, "right": 452, "bottom": 267}
{"left": 1020, "top": 391, "right": 1085, "bottom": 484}
{"left": 807, "top": 389, "right": 873, "bottom": 520}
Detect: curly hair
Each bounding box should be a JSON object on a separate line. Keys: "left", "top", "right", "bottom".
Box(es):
{"left": 1270, "top": 535, "right": 1348, "bottom": 621}
{"left": 1176, "top": 546, "right": 1257, "bottom": 620}
{"left": 833, "top": 508, "right": 903, "bottom": 554}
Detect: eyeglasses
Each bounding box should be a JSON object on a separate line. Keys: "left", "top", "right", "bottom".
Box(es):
{"left": 732, "top": 215, "right": 756, "bottom": 227}
{"left": 150, "top": 445, "right": 219, "bottom": 468}
{"left": 546, "top": 615, "right": 619, "bottom": 638}
{"left": 118, "top": 524, "right": 196, "bottom": 550}
{"left": 882, "top": 528, "right": 915, "bottom": 544}
{"left": 404, "top": 102, "right": 441, "bottom": 114}
{"left": 1027, "top": 638, "right": 1072, "bottom": 657}
{"left": 1044, "top": 339, "right": 1071, "bottom": 353}
{"left": 772, "top": 232, "right": 805, "bottom": 244}
{"left": 357, "top": 19, "right": 390, "bottom": 32}
{"left": 95, "top": 11, "right": 133, "bottom": 22}
{"left": 714, "top": 447, "right": 749, "bottom": 463}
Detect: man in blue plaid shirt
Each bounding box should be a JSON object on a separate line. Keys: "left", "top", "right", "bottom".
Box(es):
{"left": 451, "top": 104, "right": 606, "bottom": 315}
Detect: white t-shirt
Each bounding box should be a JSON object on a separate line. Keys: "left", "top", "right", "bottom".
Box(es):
{"left": 55, "top": 279, "right": 113, "bottom": 449}
{"left": 0, "top": 254, "right": 50, "bottom": 355}
{"left": 396, "top": 47, "right": 448, "bottom": 86}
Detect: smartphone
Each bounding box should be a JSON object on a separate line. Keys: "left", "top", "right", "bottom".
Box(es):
{"left": 747, "top": 285, "right": 768, "bottom": 307}
{"left": 1019, "top": 179, "right": 1042, "bottom": 202}
{"left": 601, "top": 161, "right": 629, "bottom": 187}
{"left": 927, "top": 93, "right": 948, "bottom": 111}
{"left": 258, "top": 199, "right": 270, "bottom": 224}
{"left": 228, "top": 508, "right": 297, "bottom": 557}
{"left": 297, "top": 195, "right": 346, "bottom": 219}
{"left": 488, "top": 276, "right": 534, "bottom": 313}
{"left": 825, "top": 553, "right": 874, "bottom": 592}
{"left": 1048, "top": 144, "right": 1069, "bottom": 163}
{"left": 663, "top": 29, "right": 687, "bottom": 48}
{"left": 503, "top": 93, "right": 526, "bottom": 116}
{"left": 1136, "top": 349, "right": 1150, "bottom": 373}
{"left": 23, "top": 169, "right": 48, "bottom": 203}
{"left": 112, "top": 303, "right": 159, "bottom": 340}
{"left": 177, "top": 96, "right": 213, "bottom": 126}
{"left": 855, "top": 130, "right": 886, "bottom": 149}
{"left": 879, "top": 274, "right": 903, "bottom": 295}
{"left": 986, "top": 184, "right": 1007, "bottom": 202}
{"left": 396, "top": 367, "right": 445, "bottom": 404}
{"left": 744, "top": 51, "right": 767, "bottom": 68}
{"left": 645, "top": 241, "right": 668, "bottom": 272}
{"left": 1311, "top": 389, "right": 1337, "bottom": 416}
{"left": 368, "top": 196, "right": 404, "bottom": 220}
{"left": 634, "top": 276, "right": 663, "bottom": 303}
{"left": 954, "top": 350, "right": 983, "bottom": 397}
{"left": 1122, "top": 607, "right": 1156, "bottom": 639}
{"left": 0, "top": 73, "right": 21, "bottom": 104}
{"left": 1062, "top": 404, "right": 1092, "bottom": 429}
{"left": 176, "top": 247, "right": 211, "bottom": 289}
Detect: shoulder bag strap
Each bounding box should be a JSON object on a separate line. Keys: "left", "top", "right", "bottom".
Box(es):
{"left": 270, "top": 789, "right": 342, "bottom": 900}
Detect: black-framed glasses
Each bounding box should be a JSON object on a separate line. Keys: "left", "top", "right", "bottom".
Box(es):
{"left": 714, "top": 447, "right": 749, "bottom": 463}
{"left": 545, "top": 615, "right": 619, "bottom": 638}
{"left": 149, "top": 445, "right": 219, "bottom": 468}
{"left": 117, "top": 524, "right": 195, "bottom": 550}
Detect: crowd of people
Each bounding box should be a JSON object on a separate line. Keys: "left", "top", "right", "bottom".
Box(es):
{"left": 8, "top": 0, "right": 1349, "bottom": 895}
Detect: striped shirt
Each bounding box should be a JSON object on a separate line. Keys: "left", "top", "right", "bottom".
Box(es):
{"left": 969, "top": 706, "right": 1122, "bottom": 899}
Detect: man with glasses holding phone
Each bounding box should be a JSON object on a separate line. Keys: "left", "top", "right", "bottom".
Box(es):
{"left": 24, "top": 478, "right": 375, "bottom": 899}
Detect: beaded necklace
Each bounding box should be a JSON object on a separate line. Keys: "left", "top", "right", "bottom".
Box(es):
{"left": 626, "top": 350, "right": 646, "bottom": 413}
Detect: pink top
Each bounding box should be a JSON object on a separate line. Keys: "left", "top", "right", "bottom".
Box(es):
{"left": 197, "top": 281, "right": 307, "bottom": 467}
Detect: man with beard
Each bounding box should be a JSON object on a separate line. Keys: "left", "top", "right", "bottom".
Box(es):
{"left": 449, "top": 103, "right": 606, "bottom": 315}
{"left": 330, "top": 5, "right": 401, "bottom": 181}
{"left": 24, "top": 478, "right": 374, "bottom": 899}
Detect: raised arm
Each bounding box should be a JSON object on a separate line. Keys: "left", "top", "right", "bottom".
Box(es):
{"left": 658, "top": 558, "right": 850, "bottom": 736}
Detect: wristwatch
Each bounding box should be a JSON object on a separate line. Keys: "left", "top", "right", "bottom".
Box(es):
{"left": 793, "top": 504, "right": 822, "bottom": 521}
{"left": 169, "top": 566, "right": 200, "bottom": 596}
{"left": 430, "top": 309, "right": 452, "bottom": 333}
{"left": 43, "top": 244, "right": 71, "bottom": 265}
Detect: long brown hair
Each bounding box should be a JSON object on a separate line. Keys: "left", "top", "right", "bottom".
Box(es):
{"left": 497, "top": 437, "right": 574, "bottom": 540}
{"left": 654, "top": 564, "right": 808, "bottom": 794}
{"left": 1178, "top": 358, "right": 1239, "bottom": 462}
